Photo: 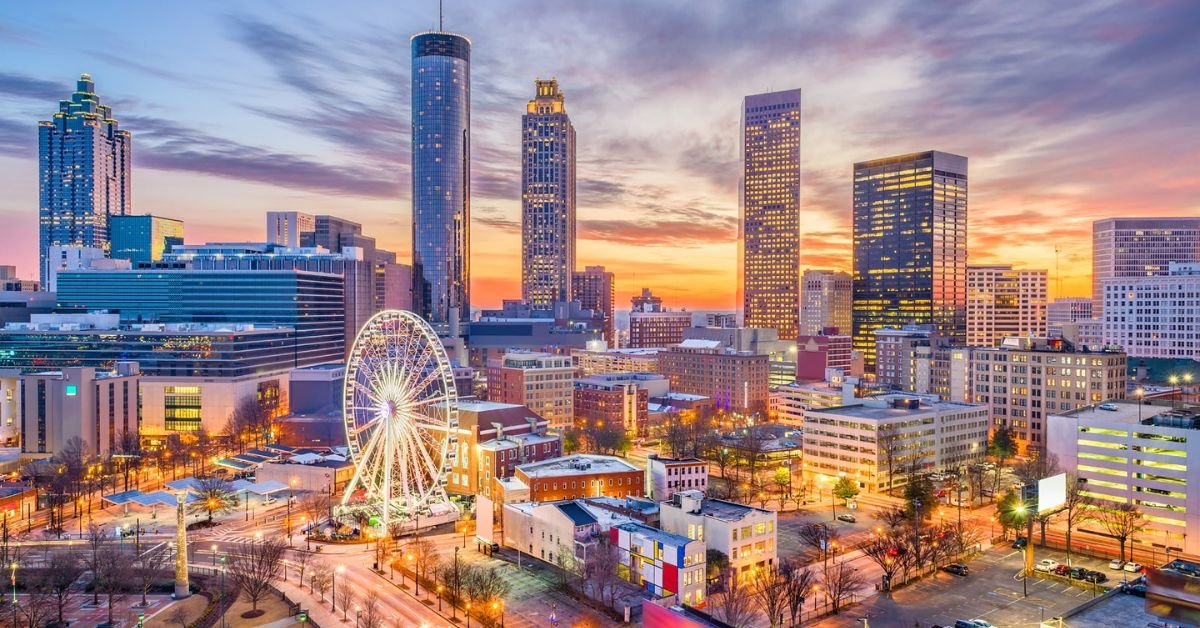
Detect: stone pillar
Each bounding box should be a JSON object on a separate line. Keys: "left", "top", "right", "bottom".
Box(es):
{"left": 174, "top": 490, "right": 190, "bottom": 599}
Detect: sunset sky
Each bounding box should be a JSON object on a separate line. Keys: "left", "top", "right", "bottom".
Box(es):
{"left": 1, "top": 1, "right": 1197, "bottom": 310}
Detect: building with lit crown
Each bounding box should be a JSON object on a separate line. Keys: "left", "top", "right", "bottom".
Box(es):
{"left": 411, "top": 31, "right": 471, "bottom": 327}
{"left": 39, "top": 74, "right": 131, "bottom": 286}
{"left": 522, "top": 79, "right": 576, "bottom": 310}
{"left": 966, "top": 264, "right": 1047, "bottom": 347}
{"left": 853, "top": 151, "right": 967, "bottom": 369}
{"left": 1092, "top": 218, "right": 1200, "bottom": 317}
{"left": 739, "top": 89, "right": 802, "bottom": 340}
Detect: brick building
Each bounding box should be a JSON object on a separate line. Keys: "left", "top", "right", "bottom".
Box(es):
{"left": 573, "top": 372, "right": 668, "bottom": 437}
{"left": 486, "top": 351, "right": 575, "bottom": 430}
{"left": 658, "top": 340, "right": 770, "bottom": 414}
{"left": 498, "top": 454, "right": 644, "bottom": 503}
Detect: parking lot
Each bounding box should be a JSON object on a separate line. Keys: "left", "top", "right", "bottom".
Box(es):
{"left": 816, "top": 544, "right": 1122, "bottom": 627}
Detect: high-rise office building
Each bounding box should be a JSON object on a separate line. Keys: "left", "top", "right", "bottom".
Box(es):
{"left": 110, "top": 215, "right": 184, "bottom": 265}
{"left": 1102, "top": 262, "right": 1200, "bottom": 360}
{"left": 1046, "top": 297, "right": 1093, "bottom": 338}
{"left": 966, "top": 264, "right": 1047, "bottom": 347}
{"left": 411, "top": 31, "right": 471, "bottom": 327}
{"left": 38, "top": 74, "right": 132, "bottom": 286}
{"left": 266, "top": 211, "right": 316, "bottom": 248}
{"left": 1091, "top": 218, "right": 1200, "bottom": 316}
{"left": 521, "top": 79, "right": 576, "bottom": 310}
{"left": 800, "top": 270, "right": 852, "bottom": 337}
{"left": 739, "top": 89, "right": 802, "bottom": 340}
{"left": 852, "top": 151, "right": 967, "bottom": 369}
{"left": 572, "top": 266, "right": 615, "bottom": 347}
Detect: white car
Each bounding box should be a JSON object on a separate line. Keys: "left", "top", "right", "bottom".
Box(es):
{"left": 1124, "top": 562, "right": 1144, "bottom": 573}
{"left": 1109, "top": 559, "right": 1126, "bottom": 570}
{"left": 1035, "top": 559, "right": 1059, "bottom": 572}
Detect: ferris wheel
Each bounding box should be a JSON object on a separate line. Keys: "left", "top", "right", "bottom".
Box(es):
{"left": 341, "top": 310, "right": 458, "bottom": 527}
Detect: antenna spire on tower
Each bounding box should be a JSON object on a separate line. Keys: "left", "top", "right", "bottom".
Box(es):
{"left": 439, "top": 0, "right": 444, "bottom": 31}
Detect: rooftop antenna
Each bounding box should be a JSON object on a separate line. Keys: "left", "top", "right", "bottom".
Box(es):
{"left": 439, "top": 0, "right": 444, "bottom": 31}
{"left": 1055, "top": 245, "right": 1062, "bottom": 299}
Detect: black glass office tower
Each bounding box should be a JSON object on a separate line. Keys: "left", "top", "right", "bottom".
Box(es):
{"left": 852, "top": 151, "right": 967, "bottom": 369}
{"left": 411, "top": 31, "right": 471, "bottom": 328}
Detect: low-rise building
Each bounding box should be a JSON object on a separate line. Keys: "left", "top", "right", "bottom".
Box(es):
{"left": 502, "top": 500, "right": 603, "bottom": 567}
{"left": 571, "top": 347, "right": 664, "bottom": 376}
{"left": 1047, "top": 401, "right": 1200, "bottom": 555}
{"left": 658, "top": 340, "right": 769, "bottom": 414}
{"left": 498, "top": 454, "right": 644, "bottom": 504}
{"left": 802, "top": 394, "right": 989, "bottom": 494}
{"left": 612, "top": 521, "right": 707, "bottom": 607}
{"left": 19, "top": 363, "right": 142, "bottom": 456}
{"left": 659, "top": 490, "right": 776, "bottom": 579}
{"left": 795, "top": 330, "right": 853, "bottom": 381}
{"left": 774, "top": 371, "right": 861, "bottom": 426}
{"left": 646, "top": 455, "right": 709, "bottom": 501}
{"left": 446, "top": 400, "right": 556, "bottom": 497}
{"left": 573, "top": 372, "right": 668, "bottom": 437}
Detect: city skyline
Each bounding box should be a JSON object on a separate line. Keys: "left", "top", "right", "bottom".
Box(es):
{"left": 1, "top": 2, "right": 1198, "bottom": 309}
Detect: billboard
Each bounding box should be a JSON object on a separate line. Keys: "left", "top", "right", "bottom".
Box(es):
{"left": 1038, "top": 472, "right": 1067, "bottom": 514}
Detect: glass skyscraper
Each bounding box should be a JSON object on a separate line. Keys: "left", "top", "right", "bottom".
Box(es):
{"left": 852, "top": 151, "right": 968, "bottom": 368}
{"left": 38, "top": 74, "right": 131, "bottom": 286}
{"left": 1091, "top": 217, "right": 1200, "bottom": 316}
{"left": 411, "top": 31, "right": 471, "bottom": 328}
{"left": 739, "top": 89, "right": 802, "bottom": 341}
{"left": 521, "top": 79, "right": 576, "bottom": 309}
{"left": 110, "top": 214, "right": 183, "bottom": 265}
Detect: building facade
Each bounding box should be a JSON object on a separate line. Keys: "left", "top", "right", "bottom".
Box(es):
{"left": 19, "top": 364, "right": 141, "bottom": 456}
{"left": 612, "top": 522, "right": 707, "bottom": 606}
{"left": 970, "top": 337, "right": 1127, "bottom": 454}
{"left": 411, "top": 31, "right": 471, "bottom": 327}
{"left": 38, "top": 74, "right": 131, "bottom": 286}
{"left": 1102, "top": 263, "right": 1200, "bottom": 360}
{"left": 740, "top": 90, "right": 802, "bottom": 340}
{"left": 265, "top": 211, "right": 316, "bottom": 248}
{"left": 660, "top": 490, "right": 777, "bottom": 580}
{"left": 507, "top": 454, "right": 645, "bottom": 502}
{"left": 853, "top": 151, "right": 967, "bottom": 369}
{"left": 803, "top": 395, "right": 989, "bottom": 494}
{"left": 966, "top": 265, "right": 1047, "bottom": 347}
{"left": 573, "top": 373, "right": 668, "bottom": 437}
{"left": 1047, "top": 297, "right": 1094, "bottom": 338}
{"left": 522, "top": 79, "right": 576, "bottom": 310}
{"left": 110, "top": 215, "right": 183, "bottom": 265}
{"left": 486, "top": 351, "right": 575, "bottom": 429}
{"left": 571, "top": 347, "right": 662, "bottom": 376}
{"left": 658, "top": 341, "right": 770, "bottom": 414}
{"left": 795, "top": 331, "right": 853, "bottom": 381}
{"left": 445, "top": 400, "right": 556, "bottom": 497}
{"left": 646, "top": 455, "right": 709, "bottom": 501}
{"left": 800, "top": 270, "right": 852, "bottom": 337}
{"left": 572, "top": 266, "right": 616, "bottom": 347}
{"left": 1092, "top": 218, "right": 1200, "bottom": 316}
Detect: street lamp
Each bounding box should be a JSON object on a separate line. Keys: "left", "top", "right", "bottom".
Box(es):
{"left": 1136, "top": 387, "right": 1146, "bottom": 422}
{"left": 466, "top": 602, "right": 472, "bottom": 628}
{"left": 436, "top": 585, "right": 444, "bottom": 611}
{"left": 333, "top": 565, "right": 345, "bottom": 613}
{"left": 219, "top": 556, "right": 227, "bottom": 628}
{"left": 408, "top": 552, "right": 418, "bottom": 594}
{"left": 211, "top": 544, "right": 218, "bottom": 566}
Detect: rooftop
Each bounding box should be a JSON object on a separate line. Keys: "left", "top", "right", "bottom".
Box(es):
{"left": 812, "top": 394, "right": 981, "bottom": 420}
{"left": 574, "top": 347, "right": 664, "bottom": 357}
{"left": 517, "top": 454, "right": 640, "bottom": 478}
{"left": 648, "top": 454, "right": 704, "bottom": 465}
{"left": 556, "top": 501, "right": 598, "bottom": 527}
{"left": 667, "top": 490, "right": 773, "bottom": 521}
{"left": 676, "top": 339, "right": 723, "bottom": 350}
{"left": 616, "top": 521, "right": 694, "bottom": 547}
{"left": 457, "top": 400, "right": 527, "bottom": 413}
{"left": 1056, "top": 400, "right": 1200, "bottom": 429}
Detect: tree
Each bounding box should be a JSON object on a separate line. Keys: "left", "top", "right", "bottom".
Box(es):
{"left": 592, "top": 425, "right": 631, "bottom": 456}
{"left": 821, "top": 562, "right": 866, "bottom": 614}
{"left": 711, "top": 567, "right": 757, "bottom": 627}
{"left": 903, "top": 474, "right": 936, "bottom": 520}
{"left": 463, "top": 565, "right": 512, "bottom": 623}
{"left": 291, "top": 547, "right": 312, "bottom": 589}
{"left": 860, "top": 531, "right": 907, "bottom": 591}
{"left": 705, "top": 549, "right": 729, "bottom": 583}
{"left": 798, "top": 524, "right": 839, "bottom": 565}
{"left": 780, "top": 559, "right": 817, "bottom": 627}
{"left": 115, "top": 429, "right": 143, "bottom": 492}
{"left": 86, "top": 523, "right": 109, "bottom": 605}
{"left": 773, "top": 466, "right": 793, "bottom": 510}
{"left": 582, "top": 534, "right": 622, "bottom": 609}
{"left": 833, "top": 477, "right": 860, "bottom": 508}
{"left": 227, "top": 537, "right": 287, "bottom": 612}
{"left": 752, "top": 563, "right": 789, "bottom": 628}
{"left": 878, "top": 426, "right": 903, "bottom": 496}
{"left": 40, "top": 549, "right": 83, "bottom": 625}
{"left": 93, "top": 543, "right": 132, "bottom": 626}
{"left": 988, "top": 425, "right": 1017, "bottom": 495}
{"left": 403, "top": 536, "right": 441, "bottom": 594}
{"left": 359, "top": 589, "right": 385, "bottom": 628}
{"left": 996, "top": 490, "right": 1028, "bottom": 540}
{"left": 188, "top": 477, "right": 240, "bottom": 523}
{"left": 134, "top": 544, "right": 171, "bottom": 606}
{"left": 14, "top": 588, "right": 55, "bottom": 628}
{"left": 874, "top": 506, "right": 909, "bottom": 532}
{"left": 1057, "top": 474, "right": 1094, "bottom": 567}
{"left": 1098, "top": 502, "right": 1147, "bottom": 562}
{"left": 561, "top": 427, "right": 583, "bottom": 454}
{"left": 309, "top": 560, "right": 332, "bottom": 602}
{"left": 335, "top": 580, "right": 356, "bottom": 621}
{"left": 297, "top": 492, "right": 333, "bottom": 527}
{"left": 168, "top": 604, "right": 190, "bottom": 627}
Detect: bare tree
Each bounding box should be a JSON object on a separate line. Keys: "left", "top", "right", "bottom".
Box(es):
{"left": 463, "top": 565, "right": 512, "bottom": 624}
{"left": 168, "top": 604, "right": 190, "bottom": 627}
{"left": 874, "top": 506, "right": 909, "bottom": 532}
{"left": 291, "top": 548, "right": 312, "bottom": 589}
{"left": 780, "top": 559, "right": 817, "bottom": 627}
{"left": 710, "top": 567, "right": 757, "bottom": 627}
{"left": 227, "top": 537, "right": 287, "bottom": 613}
{"left": 821, "top": 562, "right": 866, "bottom": 614}
{"left": 40, "top": 549, "right": 83, "bottom": 625}
{"left": 878, "top": 426, "right": 902, "bottom": 496}
{"left": 753, "top": 563, "right": 789, "bottom": 627}
{"left": 86, "top": 523, "right": 109, "bottom": 605}
{"left": 133, "top": 544, "right": 171, "bottom": 606}
{"left": 15, "top": 588, "right": 55, "bottom": 628}
{"left": 1098, "top": 502, "right": 1148, "bottom": 563}
{"left": 797, "top": 523, "right": 839, "bottom": 565}
{"left": 403, "top": 536, "right": 441, "bottom": 593}
{"left": 860, "top": 531, "right": 907, "bottom": 591}
{"left": 335, "top": 581, "right": 356, "bottom": 621}
{"left": 309, "top": 560, "right": 332, "bottom": 602}
{"left": 359, "top": 589, "right": 385, "bottom": 628}
{"left": 582, "top": 534, "right": 622, "bottom": 609}
{"left": 297, "top": 492, "right": 333, "bottom": 527}
{"left": 1057, "top": 474, "right": 1094, "bottom": 567}
{"left": 93, "top": 543, "right": 132, "bottom": 626}
{"left": 115, "top": 429, "right": 142, "bottom": 492}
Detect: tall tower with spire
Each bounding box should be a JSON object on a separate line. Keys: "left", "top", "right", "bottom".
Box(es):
{"left": 521, "top": 79, "right": 576, "bottom": 309}
{"left": 38, "top": 73, "right": 132, "bottom": 286}
{"left": 410, "top": 28, "right": 471, "bottom": 328}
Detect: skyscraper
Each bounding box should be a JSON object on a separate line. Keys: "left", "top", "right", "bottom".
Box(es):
{"left": 572, "top": 265, "right": 615, "bottom": 347}
{"left": 739, "top": 89, "right": 802, "bottom": 341}
{"left": 38, "top": 74, "right": 131, "bottom": 286}
{"left": 1091, "top": 218, "right": 1200, "bottom": 316}
{"left": 110, "top": 215, "right": 184, "bottom": 265}
{"left": 522, "top": 79, "right": 576, "bottom": 309}
{"left": 411, "top": 31, "right": 471, "bottom": 327}
{"left": 800, "top": 270, "right": 852, "bottom": 336}
{"left": 852, "top": 151, "right": 967, "bottom": 368}
{"left": 1046, "top": 297, "right": 1093, "bottom": 338}
{"left": 966, "top": 264, "right": 1047, "bottom": 347}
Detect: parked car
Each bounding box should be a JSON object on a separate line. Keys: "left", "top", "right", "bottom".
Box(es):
{"left": 1109, "top": 559, "right": 1126, "bottom": 570}
{"left": 942, "top": 563, "right": 970, "bottom": 576}
{"left": 955, "top": 621, "right": 995, "bottom": 628}
{"left": 1084, "top": 570, "right": 1108, "bottom": 583}
{"left": 930, "top": 473, "right": 947, "bottom": 482}
{"left": 1011, "top": 537, "right": 1028, "bottom": 549}
{"left": 1099, "top": 403, "right": 1119, "bottom": 411}
{"left": 1070, "top": 567, "right": 1089, "bottom": 580}
{"left": 836, "top": 513, "right": 857, "bottom": 523}
{"left": 1035, "top": 559, "right": 1060, "bottom": 572}
{"left": 1124, "top": 562, "right": 1144, "bottom": 573}
{"left": 1053, "top": 564, "right": 1072, "bottom": 576}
